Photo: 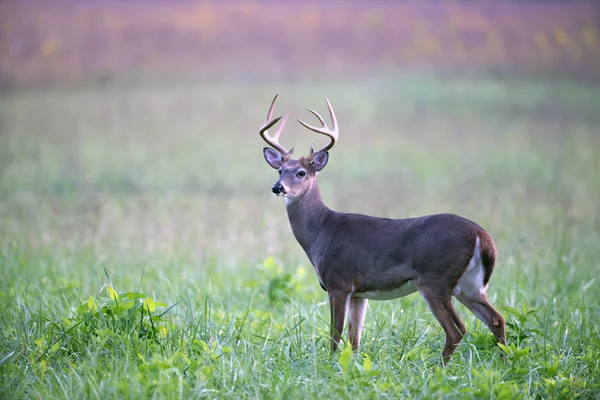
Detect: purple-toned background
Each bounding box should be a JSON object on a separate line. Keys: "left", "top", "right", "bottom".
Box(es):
{"left": 1, "top": 1, "right": 599, "bottom": 86}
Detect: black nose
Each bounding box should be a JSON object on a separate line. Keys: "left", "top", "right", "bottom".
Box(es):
{"left": 272, "top": 183, "right": 284, "bottom": 195}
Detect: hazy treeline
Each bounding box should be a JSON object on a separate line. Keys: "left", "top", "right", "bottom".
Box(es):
{"left": 1, "top": 1, "right": 599, "bottom": 86}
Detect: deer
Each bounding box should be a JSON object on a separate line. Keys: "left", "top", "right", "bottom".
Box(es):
{"left": 258, "top": 94, "right": 506, "bottom": 364}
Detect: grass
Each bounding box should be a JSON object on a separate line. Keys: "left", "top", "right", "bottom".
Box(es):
{"left": 1, "top": 74, "right": 600, "bottom": 399}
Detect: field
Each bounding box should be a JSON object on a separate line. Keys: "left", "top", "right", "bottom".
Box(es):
{"left": 1, "top": 73, "right": 599, "bottom": 398}
{"left": 1, "top": 1, "right": 600, "bottom": 398}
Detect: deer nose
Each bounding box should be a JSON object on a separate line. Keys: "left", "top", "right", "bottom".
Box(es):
{"left": 272, "top": 183, "right": 284, "bottom": 195}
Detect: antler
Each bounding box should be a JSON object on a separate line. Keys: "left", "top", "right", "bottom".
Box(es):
{"left": 297, "top": 97, "right": 338, "bottom": 154}
{"left": 259, "top": 94, "right": 292, "bottom": 156}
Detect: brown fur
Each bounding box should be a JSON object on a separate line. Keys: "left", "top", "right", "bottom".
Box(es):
{"left": 298, "top": 156, "right": 314, "bottom": 168}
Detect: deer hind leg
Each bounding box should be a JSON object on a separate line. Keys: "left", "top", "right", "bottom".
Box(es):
{"left": 348, "top": 297, "right": 368, "bottom": 351}
{"left": 456, "top": 291, "right": 506, "bottom": 346}
{"left": 328, "top": 290, "right": 351, "bottom": 352}
{"left": 417, "top": 283, "right": 466, "bottom": 364}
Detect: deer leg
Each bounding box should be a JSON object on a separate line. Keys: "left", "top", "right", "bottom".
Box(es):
{"left": 328, "top": 290, "right": 351, "bottom": 352}
{"left": 456, "top": 291, "right": 506, "bottom": 345}
{"left": 348, "top": 297, "right": 368, "bottom": 351}
{"left": 417, "top": 283, "right": 466, "bottom": 364}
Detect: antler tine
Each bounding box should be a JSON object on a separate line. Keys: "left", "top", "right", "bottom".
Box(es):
{"left": 297, "top": 97, "right": 338, "bottom": 153}
{"left": 272, "top": 112, "right": 291, "bottom": 142}
{"left": 259, "top": 94, "right": 291, "bottom": 156}
{"left": 307, "top": 108, "right": 326, "bottom": 126}
{"left": 265, "top": 93, "right": 278, "bottom": 122}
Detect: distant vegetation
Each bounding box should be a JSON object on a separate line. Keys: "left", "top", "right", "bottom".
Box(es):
{"left": 1, "top": 1, "right": 598, "bottom": 86}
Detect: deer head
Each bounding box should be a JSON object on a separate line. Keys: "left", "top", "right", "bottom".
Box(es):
{"left": 260, "top": 95, "right": 338, "bottom": 201}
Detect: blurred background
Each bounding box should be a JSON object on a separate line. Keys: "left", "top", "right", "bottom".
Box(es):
{"left": 1, "top": 0, "right": 599, "bottom": 288}
{"left": 1, "top": 1, "right": 599, "bottom": 85}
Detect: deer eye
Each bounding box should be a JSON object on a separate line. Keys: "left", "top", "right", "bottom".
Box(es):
{"left": 278, "top": 170, "right": 282, "bottom": 175}
{"left": 298, "top": 171, "right": 306, "bottom": 177}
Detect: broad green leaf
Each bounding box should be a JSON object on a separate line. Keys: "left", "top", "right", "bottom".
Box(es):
{"left": 543, "top": 358, "right": 560, "bottom": 377}
{"left": 199, "top": 340, "right": 210, "bottom": 353}
{"left": 76, "top": 303, "right": 89, "bottom": 315}
{"left": 50, "top": 342, "right": 60, "bottom": 354}
{"left": 202, "top": 365, "right": 214, "bottom": 378}
{"left": 118, "top": 299, "right": 135, "bottom": 311}
{"left": 497, "top": 343, "right": 511, "bottom": 354}
{"left": 501, "top": 306, "right": 521, "bottom": 316}
{"left": 122, "top": 292, "right": 147, "bottom": 300}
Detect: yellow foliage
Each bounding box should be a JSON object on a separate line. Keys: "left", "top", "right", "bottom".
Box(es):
{"left": 42, "top": 38, "right": 59, "bottom": 56}
{"left": 144, "top": 297, "right": 156, "bottom": 313}
{"left": 582, "top": 25, "right": 597, "bottom": 48}
{"left": 87, "top": 296, "right": 98, "bottom": 312}
{"left": 2, "top": 2, "right": 599, "bottom": 83}
{"left": 107, "top": 285, "right": 118, "bottom": 301}
{"left": 554, "top": 28, "right": 569, "bottom": 45}
{"left": 363, "top": 354, "right": 372, "bottom": 372}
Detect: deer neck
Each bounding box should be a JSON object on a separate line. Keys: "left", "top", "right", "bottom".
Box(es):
{"left": 285, "top": 180, "right": 331, "bottom": 255}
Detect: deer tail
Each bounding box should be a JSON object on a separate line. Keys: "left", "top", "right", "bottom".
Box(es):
{"left": 478, "top": 229, "right": 497, "bottom": 287}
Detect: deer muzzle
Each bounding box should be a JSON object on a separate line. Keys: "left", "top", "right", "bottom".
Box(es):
{"left": 272, "top": 183, "right": 285, "bottom": 195}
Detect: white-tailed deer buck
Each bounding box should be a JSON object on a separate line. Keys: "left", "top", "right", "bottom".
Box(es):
{"left": 259, "top": 95, "right": 506, "bottom": 363}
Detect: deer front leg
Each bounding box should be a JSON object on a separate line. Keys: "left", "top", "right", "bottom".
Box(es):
{"left": 328, "top": 290, "right": 351, "bottom": 352}
{"left": 349, "top": 297, "right": 368, "bottom": 351}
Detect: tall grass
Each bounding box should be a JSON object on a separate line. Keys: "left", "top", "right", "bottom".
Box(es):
{"left": 1, "top": 75, "right": 599, "bottom": 399}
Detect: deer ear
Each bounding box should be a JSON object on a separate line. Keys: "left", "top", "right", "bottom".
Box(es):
{"left": 263, "top": 147, "right": 284, "bottom": 169}
{"left": 312, "top": 151, "right": 329, "bottom": 172}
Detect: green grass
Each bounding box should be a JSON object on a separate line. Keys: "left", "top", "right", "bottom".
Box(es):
{"left": 1, "top": 75, "right": 600, "bottom": 399}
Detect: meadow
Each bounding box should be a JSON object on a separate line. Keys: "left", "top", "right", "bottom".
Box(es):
{"left": 1, "top": 74, "right": 600, "bottom": 399}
